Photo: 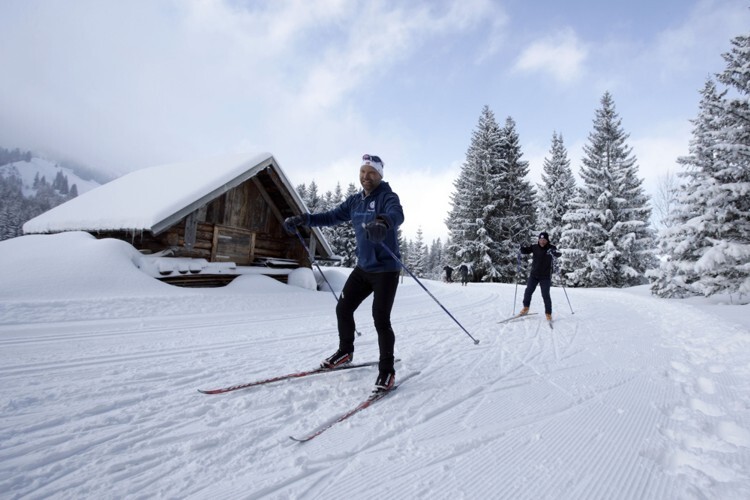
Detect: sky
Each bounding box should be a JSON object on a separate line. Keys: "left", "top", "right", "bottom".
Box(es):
{"left": 2, "top": 0, "right": 749, "bottom": 244}
{"left": 1, "top": 231, "right": 749, "bottom": 498}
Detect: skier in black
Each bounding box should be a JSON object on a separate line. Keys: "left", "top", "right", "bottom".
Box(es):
{"left": 443, "top": 265, "right": 453, "bottom": 283}
{"left": 519, "top": 232, "right": 561, "bottom": 321}
{"left": 284, "top": 154, "right": 404, "bottom": 393}
{"left": 458, "top": 264, "right": 470, "bottom": 286}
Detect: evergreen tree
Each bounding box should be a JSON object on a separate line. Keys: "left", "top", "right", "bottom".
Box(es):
{"left": 650, "top": 80, "right": 725, "bottom": 297}
{"left": 406, "top": 227, "right": 427, "bottom": 277}
{"left": 446, "top": 106, "right": 505, "bottom": 282}
{"left": 652, "top": 30, "right": 750, "bottom": 298}
{"left": 490, "top": 116, "right": 537, "bottom": 281}
{"left": 537, "top": 132, "right": 576, "bottom": 241}
{"left": 560, "top": 92, "right": 656, "bottom": 287}
{"left": 296, "top": 183, "right": 309, "bottom": 207}
{"left": 702, "top": 32, "right": 750, "bottom": 296}
{"left": 306, "top": 181, "right": 322, "bottom": 213}
{"left": 427, "top": 238, "right": 444, "bottom": 279}
{"left": 329, "top": 183, "right": 357, "bottom": 267}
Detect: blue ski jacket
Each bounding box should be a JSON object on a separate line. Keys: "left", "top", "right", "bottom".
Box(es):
{"left": 308, "top": 181, "right": 404, "bottom": 273}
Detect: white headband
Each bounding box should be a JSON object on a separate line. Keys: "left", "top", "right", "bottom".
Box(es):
{"left": 361, "top": 154, "right": 384, "bottom": 177}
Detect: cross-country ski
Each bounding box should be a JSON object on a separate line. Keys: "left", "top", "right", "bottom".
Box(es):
{"left": 198, "top": 360, "right": 397, "bottom": 394}
{"left": 498, "top": 312, "right": 539, "bottom": 324}
{"left": 290, "top": 371, "right": 421, "bottom": 443}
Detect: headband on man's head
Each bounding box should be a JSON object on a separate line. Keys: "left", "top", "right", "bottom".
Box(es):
{"left": 361, "top": 154, "right": 384, "bottom": 177}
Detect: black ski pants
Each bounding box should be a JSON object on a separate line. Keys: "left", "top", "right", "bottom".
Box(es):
{"left": 522, "top": 274, "right": 552, "bottom": 314}
{"left": 336, "top": 267, "right": 400, "bottom": 373}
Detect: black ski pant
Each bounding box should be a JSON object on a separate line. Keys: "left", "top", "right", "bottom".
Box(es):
{"left": 336, "top": 267, "right": 400, "bottom": 373}
{"left": 522, "top": 275, "right": 552, "bottom": 314}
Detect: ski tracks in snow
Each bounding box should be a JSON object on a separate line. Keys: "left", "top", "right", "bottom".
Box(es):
{"left": 3, "top": 280, "right": 750, "bottom": 498}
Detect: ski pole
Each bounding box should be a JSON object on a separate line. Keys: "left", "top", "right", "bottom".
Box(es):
{"left": 294, "top": 229, "right": 362, "bottom": 336}
{"left": 513, "top": 251, "right": 521, "bottom": 315}
{"left": 550, "top": 253, "right": 574, "bottom": 314}
{"left": 379, "top": 242, "right": 480, "bottom": 345}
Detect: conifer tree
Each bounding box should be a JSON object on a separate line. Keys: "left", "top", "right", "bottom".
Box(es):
{"left": 650, "top": 80, "right": 725, "bottom": 297}
{"left": 652, "top": 31, "right": 750, "bottom": 298}
{"left": 446, "top": 106, "right": 505, "bottom": 282}
{"left": 702, "top": 32, "right": 750, "bottom": 296}
{"left": 489, "top": 117, "right": 537, "bottom": 281}
{"left": 329, "top": 183, "right": 358, "bottom": 267}
{"left": 306, "top": 181, "right": 321, "bottom": 213}
{"left": 561, "top": 92, "right": 656, "bottom": 287}
{"left": 406, "top": 227, "right": 427, "bottom": 277}
{"left": 537, "top": 132, "right": 576, "bottom": 241}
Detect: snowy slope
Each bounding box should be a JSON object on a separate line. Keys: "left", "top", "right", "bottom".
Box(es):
{"left": 1, "top": 233, "right": 749, "bottom": 499}
{"left": 0, "top": 157, "right": 100, "bottom": 197}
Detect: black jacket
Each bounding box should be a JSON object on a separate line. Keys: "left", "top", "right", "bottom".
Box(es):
{"left": 520, "top": 243, "right": 561, "bottom": 279}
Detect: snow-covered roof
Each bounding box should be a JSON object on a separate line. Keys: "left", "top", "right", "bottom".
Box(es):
{"left": 24, "top": 152, "right": 275, "bottom": 234}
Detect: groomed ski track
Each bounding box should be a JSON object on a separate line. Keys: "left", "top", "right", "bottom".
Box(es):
{"left": 1, "top": 278, "right": 749, "bottom": 499}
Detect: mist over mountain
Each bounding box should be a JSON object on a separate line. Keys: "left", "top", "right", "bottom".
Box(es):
{"left": 0, "top": 145, "right": 109, "bottom": 240}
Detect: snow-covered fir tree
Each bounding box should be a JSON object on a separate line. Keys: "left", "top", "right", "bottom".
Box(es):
{"left": 406, "top": 227, "right": 428, "bottom": 277}
{"left": 296, "top": 180, "right": 322, "bottom": 213}
{"left": 489, "top": 117, "right": 537, "bottom": 281}
{"left": 652, "top": 32, "right": 750, "bottom": 298}
{"left": 446, "top": 107, "right": 535, "bottom": 282}
{"left": 560, "top": 92, "right": 656, "bottom": 287}
{"left": 536, "top": 132, "right": 576, "bottom": 241}
{"left": 703, "top": 32, "right": 750, "bottom": 296}
{"left": 329, "top": 183, "right": 358, "bottom": 267}
{"left": 446, "top": 106, "right": 504, "bottom": 282}
{"left": 295, "top": 181, "right": 358, "bottom": 267}
{"left": 650, "top": 80, "right": 726, "bottom": 297}
{"left": 426, "top": 237, "right": 444, "bottom": 279}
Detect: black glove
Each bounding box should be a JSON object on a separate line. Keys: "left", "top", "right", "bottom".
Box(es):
{"left": 283, "top": 214, "right": 307, "bottom": 234}
{"left": 365, "top": 219, "right": 388, "bottom": 244}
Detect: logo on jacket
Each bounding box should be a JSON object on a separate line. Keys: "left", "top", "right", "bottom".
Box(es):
{"left": 369, "top": 201, "right": 376, "bottom": 210}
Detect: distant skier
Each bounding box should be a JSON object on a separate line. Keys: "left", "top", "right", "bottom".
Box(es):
{"left": 519, "top": 232, "right": 561, "bottom": 321}
{"left": 443, "top": 265, "right": 453, "bottom": 283}
{"left": 459, "top": 263, "right": 470, "bottom": 286}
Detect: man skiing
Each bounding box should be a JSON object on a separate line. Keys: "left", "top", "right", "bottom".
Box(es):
{"left": 443, "top": 265, "right": 453, "bottom": 283}
{"left": 459, "top": 263, "right": 470, "bottom": 286}
{"left": 519, "top": 232, "right": 561, "bottom": 321}
{"left": 283, "top": 154, "right": 405, "bottom": 393}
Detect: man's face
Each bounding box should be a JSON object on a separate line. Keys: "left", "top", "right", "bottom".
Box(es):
{"left": 539, "top": 237, "right": 548, "bottom": 247}
{"left": 360, "top": 165, "right": 382, "bottom": 194}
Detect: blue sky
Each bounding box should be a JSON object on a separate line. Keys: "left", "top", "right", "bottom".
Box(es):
{"left": 1, "top": 0, "right": 748, "bottom": 243}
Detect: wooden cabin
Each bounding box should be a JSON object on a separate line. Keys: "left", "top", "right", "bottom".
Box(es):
{"left": 23, "top": 152, "right": 336, "bottom": 286}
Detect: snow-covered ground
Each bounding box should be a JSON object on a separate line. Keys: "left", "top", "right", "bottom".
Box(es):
{"left": 1, "top": 232, "right": 749, "bottom": 499}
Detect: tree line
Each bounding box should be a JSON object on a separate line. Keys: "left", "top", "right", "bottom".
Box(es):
{"left": 297, "top": 29, "right": 749, "bottom": 300}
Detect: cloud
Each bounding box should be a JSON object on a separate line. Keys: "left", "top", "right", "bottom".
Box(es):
{"left": 650, "top": 0, "right": 750, "bottom": 76}
{"left": 513, "top": 28, "right": 588, "bottom": 84}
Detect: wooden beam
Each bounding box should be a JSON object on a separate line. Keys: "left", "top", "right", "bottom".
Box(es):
{"left": 184, "top": 211, "right": 198, "bottom": 250}
{"left": 251, "top": 177, "right": 284, "bottom": 223}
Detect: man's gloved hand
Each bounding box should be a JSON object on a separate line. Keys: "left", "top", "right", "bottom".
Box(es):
{"left": 365, "top": 219, "right": 388, "bottom": 244}
{"left": 283, "top": 214, "right": 307, "bottom": 234}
